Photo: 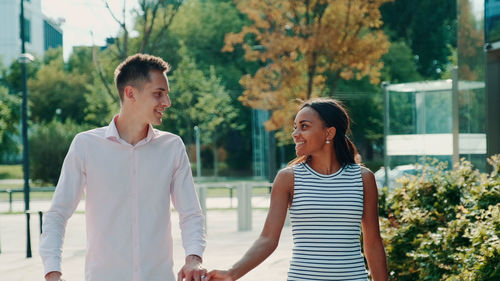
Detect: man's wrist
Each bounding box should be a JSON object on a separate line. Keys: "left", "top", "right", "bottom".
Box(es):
{"left": 186, "top": 254, "right": 202, "bottom": 264}
{"left": 45, "top": 271, "right": 62, "bottom": 281}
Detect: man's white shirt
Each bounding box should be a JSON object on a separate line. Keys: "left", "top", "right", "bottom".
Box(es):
{"left": 40, "top": 117, "right": 206, "bottom": 281}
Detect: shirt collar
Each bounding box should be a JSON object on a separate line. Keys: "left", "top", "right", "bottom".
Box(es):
{"left": 105, "top": 115, "right": 157, "bottom": 145}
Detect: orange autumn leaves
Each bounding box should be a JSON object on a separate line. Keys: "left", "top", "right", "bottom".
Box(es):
{"left": 223, "top": 0, "right": 391, "bottom": 140}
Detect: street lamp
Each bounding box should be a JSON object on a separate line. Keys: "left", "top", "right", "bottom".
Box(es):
{"left": 19, "top": 0, "right": 34, "bottom": 258}
{"left": 382, "top": 81, "right": 390, "bottom": 189}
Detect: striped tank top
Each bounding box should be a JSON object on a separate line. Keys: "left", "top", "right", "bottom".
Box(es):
{"left": 288, "top": 162, "right": 368, "bottom": 281}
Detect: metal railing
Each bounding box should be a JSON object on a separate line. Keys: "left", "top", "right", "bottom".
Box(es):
{"left": 0, "top": 181, "right": 273, "bottom": 257}
{"left": 0, "top": 187, "right": 55, "bottom": 212}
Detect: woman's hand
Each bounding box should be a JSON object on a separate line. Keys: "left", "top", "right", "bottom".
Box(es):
{"left": 206, "top": 270, "right": 234, "bottom": 281}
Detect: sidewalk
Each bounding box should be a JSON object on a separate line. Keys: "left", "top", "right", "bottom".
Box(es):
{"left": 0, "top": 197, "right": 293, "bottom": 281}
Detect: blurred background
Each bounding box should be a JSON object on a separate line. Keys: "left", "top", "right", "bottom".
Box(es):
{"left": 0, "top": 1, "right": 499, "bottom": 280}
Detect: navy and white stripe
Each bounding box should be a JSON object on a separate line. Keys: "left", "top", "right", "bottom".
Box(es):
{"left": 288, "top": 163, "right": 368, "bottom": 281}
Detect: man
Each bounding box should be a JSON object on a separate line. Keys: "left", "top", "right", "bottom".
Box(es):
{"left": 40, "top": 54, "right": 207, "bottom": 281}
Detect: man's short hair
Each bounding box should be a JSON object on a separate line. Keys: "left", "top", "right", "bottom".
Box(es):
{"left": 114, "top": 54, "right": 171, "bottom": 101}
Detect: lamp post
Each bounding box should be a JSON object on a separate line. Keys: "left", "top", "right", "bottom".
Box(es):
{"left": 382, "top": 81, "right": 390, "bottom": 189}
{"left": 194, "top": 126, "right": 201, "bottom": 178}
{"left": 19, "top": 0, "right": 34, "bottom": 258}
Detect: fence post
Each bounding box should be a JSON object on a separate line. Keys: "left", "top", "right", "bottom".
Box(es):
{"left": 196, "top": 185, "right": 207, "bottom": 230}
{"left": 8, "top": 190, "right": 12, "bottom": 212}
{"left": 38, "top": 211, "right": 43, "bottom": 234}
{"left": 25, "top": 211, "right": 32, "bottom": 258}
{"left": 237, "top": 182, "right": 252, "bottom": 231}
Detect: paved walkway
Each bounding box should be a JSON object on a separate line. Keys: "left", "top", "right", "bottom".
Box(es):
{"left": 0, "top": 197, "right": 293, "bottom": 281}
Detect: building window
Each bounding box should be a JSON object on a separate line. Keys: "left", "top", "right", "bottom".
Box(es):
{"left": 43, "top": 20, "right": 63, "bottom": 51}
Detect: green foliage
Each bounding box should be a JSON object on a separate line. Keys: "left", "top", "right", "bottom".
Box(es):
{"left": 4, "top": 56, "right": 41, "bottom": 94}
{"left": 161, "top": 45, "right": 208, "bottom": 141}
{"left": 83, "top": 76, "right": 119, "bottom": 127}
{"left": 28, "top": 49, "right": 89, "bottom": 123}
{"left": 169, "top": 0, "right": 253, "bottom": 171}
{"left": 381, "top": 156, "right": 500, "bottom": 280}
{"left": 29, "top": 119, "right": 88, "bottom": 185}
{"left": 193, "top": 66, "right": 242, "bottom": 144}
{"left": 381, "top": 0, "right": 456, "bottom": 79}
{"left": 171, "top": 0, "right": 251, "bottom": 92}
{"left": 381, "top": 41, "right": 422, "bottom": 83}
{"left": 0, "top": 85, "right": 21, "bottom": 162}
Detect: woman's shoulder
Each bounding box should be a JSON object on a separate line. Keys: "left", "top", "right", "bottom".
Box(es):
{"left": 359, "top": 165, "right": 374, "bottom": 178}
{"left": 276, "top": 166, "right": 294, "bottom": 179}
{"left": 359, "top": 165, "right": 377, "bottom": 190}
{"left": 273, "top": 167, "right": 295, "bottom": 189}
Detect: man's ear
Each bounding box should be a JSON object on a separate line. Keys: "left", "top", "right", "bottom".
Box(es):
{"left": 123, "top": 85, "right": 136, "bottom": 102}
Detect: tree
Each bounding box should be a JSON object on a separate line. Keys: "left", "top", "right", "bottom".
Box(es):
{"left": 0, "top": 85, "right": 21, "bottom": 162}
{"left": 171, "top": 0, "right": 253, "bottom": 92}
{"left": 457, "top": 0, "right": 484, "bottom": 81}
{"left": 381, "top": 0, "right": 457, "bottom": 79}
{"left": 29, "top": 119, "right": 86, "bottom": 185}
{"left": 160, "top": 46, "right": 208, "bottom": 142}
{"left": 94, "top": 0, "right": 185, "bottom": 100}
{"left": 104, "top": 0, "right": 183, "bottom": 60}
{"left": 160, "top": 47, "right": 241, "bottom": 175}
{"left": 28, "top": 49, "right": 89, "bottom": 123}
{"left": 170, "top": 0, "right": 253, "bottom": 171}
{"left": 380, "top": 41, "right": 422, "bottom": 83}
{"left": 193, "top": 67, "right": 241, "bottom": 176}
{"left": 224, "top": 0, "right": 391, "bottom": 139}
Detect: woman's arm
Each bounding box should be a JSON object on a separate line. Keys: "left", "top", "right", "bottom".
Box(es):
{"left": 207, "top": 168, "right": 294, "bottom": 281}
{"left": 361, "top": 167, "right": 388, "bottom": 281}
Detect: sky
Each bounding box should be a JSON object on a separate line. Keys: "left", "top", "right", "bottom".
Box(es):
{"left": 41, "top": 0, "right": 138, "bottom": 60}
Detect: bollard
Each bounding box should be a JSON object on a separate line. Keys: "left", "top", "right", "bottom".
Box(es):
{"left": 38, "top": 211, "right": 43, "bottom": 234}
{"left": 229, "top": 187, "right": 233, "bottom": 208}
{"left": 237, "top": 182, "right": 252, "bottom": 231}
{"left": 196, "top": 185, "right": 207, "bottom": 229}
{"left": 25, "top": 212, "right": 32, "bottom": 258}
{"left": 8, "top": 190, "right": 12, "bottom": 212}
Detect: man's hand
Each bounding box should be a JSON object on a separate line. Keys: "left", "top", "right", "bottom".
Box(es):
{"left": 45, "top": 271, "right": 63, "bottom": 281}
{"left": 177, "top": 255, "right": 207, "bottom": 281}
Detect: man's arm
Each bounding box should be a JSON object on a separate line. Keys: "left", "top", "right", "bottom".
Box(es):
{"left": 40, "top": 134, "right": 86, "bottom": 279}
{"left": 170, "top": 138, "right": 206, "bottom": 280}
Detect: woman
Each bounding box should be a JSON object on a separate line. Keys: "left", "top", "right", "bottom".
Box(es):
{"left": 207, "top": 98, "right": 388, "bottom": 281}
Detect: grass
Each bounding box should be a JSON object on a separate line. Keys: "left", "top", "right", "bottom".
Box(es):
{"left": 0, "top": 164, "right": 23, "bottom": 179}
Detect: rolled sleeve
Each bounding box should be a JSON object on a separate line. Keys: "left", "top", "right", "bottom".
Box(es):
{"left": 170, "top": 138, "right": 206, "bottom": 258}
{"left": 39, "top": 134, "right": 86, "bottom": 275}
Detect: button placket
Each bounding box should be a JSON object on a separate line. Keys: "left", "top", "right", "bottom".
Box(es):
{"left": 131, "top": 147, "right": 140, "bottom": 280}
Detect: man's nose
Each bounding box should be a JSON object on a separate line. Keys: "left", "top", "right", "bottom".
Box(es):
{"left": 162, "top": 94, "right": 171, "bottom": 108}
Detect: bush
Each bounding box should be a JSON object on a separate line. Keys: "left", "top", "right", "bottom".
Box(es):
{"left": 381, "top": 156, "right": 500, "bottom": 281}
{"left": 29, "top": 119, "right": 87, "bottom": 185}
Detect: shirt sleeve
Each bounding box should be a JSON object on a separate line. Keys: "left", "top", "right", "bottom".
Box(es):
{"left": 39, "top": 134, "right": 86, "bottom": 275}
{"left": 170, "top": 137, "right": 206, "bottom": 259}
